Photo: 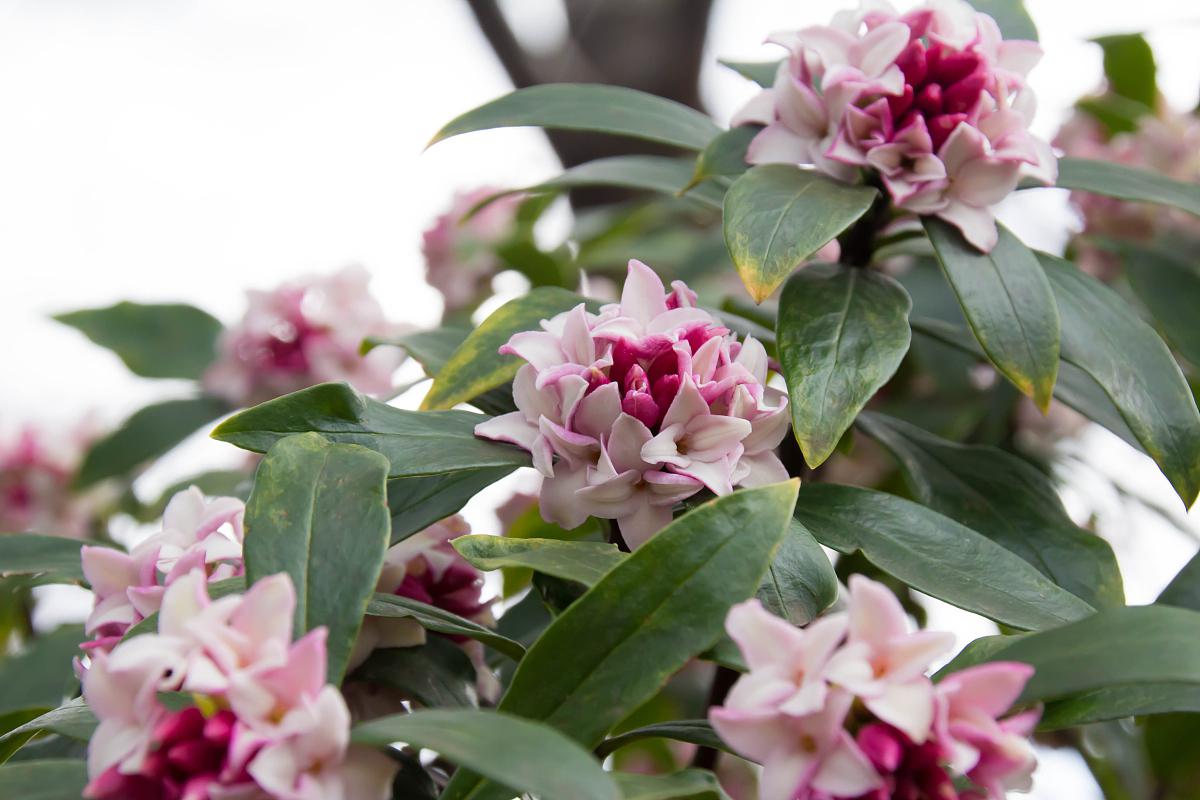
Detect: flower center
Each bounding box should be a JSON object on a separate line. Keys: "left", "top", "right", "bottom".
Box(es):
{"left": 886, "top": 38, "right": 990, "bottom": 151}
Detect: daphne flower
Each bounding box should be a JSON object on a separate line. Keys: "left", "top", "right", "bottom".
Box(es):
{"left": 0, "top": 425, "right": 104, "bottom": 538}
{"left": 204, "top": 265, "right": 406, "bottom": 406}
{"left": 735, "top": 0, "right": 1056, "bottom": 251}
{"left": 476, "top": 260, "right": 789, "bottom": 546}
{"left": 422, "top": 188, "right": 522, "bottom": 316}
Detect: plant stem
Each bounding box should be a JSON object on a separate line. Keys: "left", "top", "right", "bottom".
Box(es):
{"left": 838, "top": 185, "right": 891, "bottom": 267}
{"left": 692, "top": 665, "right": 738, "bottom": 769}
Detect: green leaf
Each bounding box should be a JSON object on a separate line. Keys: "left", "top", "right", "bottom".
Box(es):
{"left": 857, "top": 412, "right": 1123, "bottom": 608}
{"left": 453, "top": 536, "right": 626, "bottom": 588}
{"left": 1040, "top": 253, "right": 1200, "bottom": 506}
{"left": 0, "top": 627, "right": 83, "bottom": 716}
{"left": 925, "top": 219, "right": 1059, "bottom": 410}
{"left": 1124, "top": 244, "right": 1200, "bottom": 368}
{"left": 442, "top": 481, "right": 799, "bottom": 800}
{"left": 422, "top": 288, "right": 597, "bottom": 411}
{"left": 352, "top": 710, "right": 619, "bottom": 800}
{"left": 1093, "top": 33, "right": 1157, "bottom": 109}
{"left": 1038, "top": 685, "right": 1200, "bottom": 730}
{"left": 1056, "top": 158, "right": 1200, "bottom": 218}
{"left": 1075, "top": 94, "right": 1152, "bottom": 136}
{"left": 388, "top": 467, "right": 518, "bottom": 545}
{"left": 0, "top": 759, "right": 88, "bottom": 800}
{"left": 0, "top": 699, "right": 96, "bottom": 748}
{"left": 596, "top": 720, "right": 726, "bottom": 759}
{"left": 967, "top": 0, "right": 1038, "bottom": 40}
{"left": 488, "top": 157, "right": 726, "bottom": 212}
{"left": 718, "top": 59, "right": 779, "bottom": 87}
{"left": 690, "top": 126, "right": 758, "bottom": 184}
{"left": 724, "top": 165, "right": 878, "bottom": 303}
{"left": 54, "top": 301, "right": 223, "bottom": 380}
{"left": 76, "top": 395, "right": 230, "bottom": 488}
{"left": 614, "top": 770, "right": 730, "bottom": 800}
{"left": 1158, "top": 551, "right": 1200, "bottom": 612}
{"left": 777, "top": 263, "right": 911, "bottom": 467}
{"left": 349, "top": 638, "right": 478, "bottom": 708}
{"left": 792, "top": 484, "right": 1095, "bottom": 630}
{"left": 0, "top": 535, "right": 94, "bottom": 585}
{"left": 756, "top": 519, "right": 838, "bottom": 627}
{"left": 243, "top": 432, "right": 391, "bottom": 684}
{"left": 363, "top": 327, "right": 469, "bottom": 375}
{"left": 430, "top": 84, "right": 721, "bottom": 152}
{"left": 212, "top": 383, "right": 530, "bottom": 478}
{"left": 365, "top": 593, "right": 525, "bottom": 662}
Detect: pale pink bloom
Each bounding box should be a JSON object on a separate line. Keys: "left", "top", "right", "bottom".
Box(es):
{"left": 0, "top": 425, "right": 104, "bottom": 538}
{"left": 204, "top": 265, "right": 406, "bottom": 407}
{"left": 81, "top": 487, "right": 245, "bottom": 652}
{"left": 422, "top": 188, "right": 522, "bottom": 315}
{"left": 82, "top": 570, "right": 394, "bottom": 800}
{"left": 736, "top": 0, "right": 1056, "bottom": 251}
{"left": 476, "top": 260, "right": 789, "bottom": 546}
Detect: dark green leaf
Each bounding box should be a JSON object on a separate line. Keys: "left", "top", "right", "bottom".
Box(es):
{"left": 0, "top": 759, "right": 88, "bottom": 800}
{"left": 857, "top": 412, "right": 1123, "bottom": 608}
{"left": 76, "top": 395, "right": 230, "bottom": 488}
{"left": 349, "top": 639, "right": 478, "bottom": 708}
{"left": 793, "top": 484, "right": 1095, "bottom": 630}
{"left": 614, "top": 770, "right": 730, "bottom": 800}
{"left": 756, "top": 519, "right": 838, "bottom": 627}
{"left": 352, "top": 710, "right": 619, "bottom": 800}
{"left": 1124, "top": 244, "right": 1200, "bottom": 367}
{"left": 691, "top": 126, "right": 759, "bottom": 184}
{"left": 1040, "top": 253, "right": 1200, "bottom": 506}
{"left": 0, "top": 709, "right": 48, "bottom": 764}
{"left": 1158, "top": 551, "right": 1200, "bottom": 612}
{"left": 487, "top": 157, "right": 726, "bottom": 212}
{"left": 1075, "top": 94, "right": 1152, "bottom": 136}
{"left": 366, "top": 593, "right": 525, "bottom": 662}
{"left": 0, "top": 535, "right": 93, "bottom": 585}
{"left": 243, "top": 432, "right": 391, "bottom": 684}
{"left": 453, "top": 536, "right": 626, "bottom": 587}
{"left": 1038, "top": 685, "right": 1200, "bottom": 729}
{"left": 1056, "top": 158, "right": 1200, "bottom": 218}
{"left": 388, "top": 467, "right": 517, "bottom": 545}
{"left": 933, "top": 634, "right": 1028, "bottom": 681}
{"left": 0, "top": 627, "right": 83, "bottom": 716}
{"left": 718, "top": 59, "right": 779, "bottom": 87}
{"left": 967, "top": 0, "right": 1038, "bottom": 40}
{"left": 777, "top": 263, "right": 911, "bottom": 467}
{"left": 54, "top": 302, "right": 222, "bottom": 380}
{"left": 1093, "top": 33, "right": 1157, "bottom": 109}
{"left": 422, "top": 288, "right": 596, "bottom": 411}
{"left": 0, "top": 700, "right": 95, "bottom": 747}
{"left": 442, "top": 481, "right": 799, "bottom": 800}
{"left": 212, "top": 383, "right": 530, "bottom": 478}
{"left": 363, "top": 327, "right": 469, "bottom": 375}
{"left": 596, "top": 720, "right": 726, "bottom": 759}
{"left": 724, "top": 165, "right": 877, "bottom": 303}
{"left": 925, "top": 219, "right": 1059, "bottom": 410}
{"left": 430, "top": 84, "right": 721, "bottom": 151}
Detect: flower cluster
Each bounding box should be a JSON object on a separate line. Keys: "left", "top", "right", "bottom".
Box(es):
{"left": 203, "top": 265, "right": 405, "bottom": 407}
{"left": 82, "top": 570, "right": 395, "bottom": 799}
{"left": 475, "top": 260, "right": 789, "bottom": 548}
{"left": 735, "top": 0, "right": 1056, "bottom": 251}
{"left": 1055, "top": 108, "right": 1200, "bottom": 278}
{"left": 422, "top": 188, "right": 522, "bottom": 317}
{"left": 81, "top": 487, "right": 245, "bottom": 653}
{"left": 0, "top": 425, "right": 102, "bottom": 538}
{"left": 711, "top": 576, "right": 1038, "bottom": 800}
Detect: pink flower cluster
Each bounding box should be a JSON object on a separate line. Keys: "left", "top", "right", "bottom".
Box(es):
{"left": 82, "top": 487, "right": 246, "bottom": 653}
{"left": 422, "top": 188, "right": 522, "bottom": 316}
{"left": 0, "top": 425, "right": 102, "bottom": 538}
{"left": 82, "top": 571, "right": 395, "bottom": 800}
{"left": 204, "top": 266, "right": 405, "bottom": 407}
{"left": 475, "top": 260, "right": 789, "bottom": 548}
{"left": 711, "top": 576, "right": 1038, "bottom": 800}
{"left": 735, "top": 0, "right": 1056, "bottom": 251}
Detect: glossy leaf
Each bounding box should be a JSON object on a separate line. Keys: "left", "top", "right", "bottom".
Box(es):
{"left": 690, "top": 126, "right": 758, "bottom": 184}
{"left": 0, "top": 699, "right": 96, "bottom": 746}
{"left": 349, "top": 638, "right": 477, "bottom": 708}
{"left": 76, "top": 395, "right": 230, "bottom": 488}
{"left": 857, "top": 412, "right": 1123, "bottom": 608}
{"left": 212, "top": 383, "right": 530, "bottom": 478}
{"left": 925, "top": 219, "right": 1059, "bottom": 410}
{"left": 365, "top": 593, "right": 525, "bottom": 661}
{"left": 243, "top": 432, "right": 391, "bottom": 684}
{"left": 1158, "top": 551, "right": 1200, "bottom": 612}
{"left": 430, "top": 84, "right": 721, "bottom": 152}
{"left": 757, "top": 519, "right": 839, "bottom": 627}
{"left": 1093, "top": 33, "right": 1157, "bottom": 109}
{"left": 718, "top": 59, "right": 779, "bottom": 87}
{"left": 614, "top": 770, "right": 730, "bottom": 800}
{"left": 442, "top": 481, "right": 798, "bottom": 800}
{"left": 1124, "top": 244, "right": 1200, "bottom": 367}
{"left": 1056, "top": 158, "right": 1200, "bottom": 218}
{"left": 352, "top": 710, "right": 619, "bottom": 800}
{"left": 596, "top": 720, "right": 726, "bottom": 759}
{"left": 724, "top": 165, "right": 877, "bottom": 303}
{"left": 0, "top": 535, "right": 94, "bottom": 585}
{"left": 488, "top": 157, "right": 725, "bottom": 211}
{"left": 1038, "top": 685, "right": 1200, "bottom": 730}
{"left": 388, "top": 467, "right": 517, "bottom": 544}
{"left": 0, "top": 627, "right": 82, "bottom": 725}
{"left": 0, "top": 759, "right": 88, "bottom": 800}
{"left": 54, "top": 301, "right": 222, "bottom": 380}
{"left": 363, "top": 327, "right": 469, "bottom": 375}
{"left": 777, "top": 263, "right": 911, "bottom": 467}
{"left": 453, "top": 536, "right": 627, "bottom": 587}
{"left": 792, "top": 484, "right": 1095, "bottom": 630}
{"left": 1041, "top": 253, "right": 1200, "bottom": 506}
{"left": 422, "top": 288, "right": 596, "bottom": 411}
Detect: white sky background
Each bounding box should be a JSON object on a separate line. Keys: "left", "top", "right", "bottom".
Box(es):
{"left": 0, "top": 1, "right": 1197, "bottom": 795}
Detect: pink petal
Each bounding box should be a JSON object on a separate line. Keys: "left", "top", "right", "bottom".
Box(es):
{"left": 616, "top": 498, "right": 675, "bottom": 549}
{"left": 747, "top": 123, "right": 813, "bottom": 166}
{"left": 620, "top": 260, "right": 668, "bottom": 327}
{"left": 937, "top": 200, "right": 999, "bottom": 251}
{"left": 865, "top": 678, "right": 937, "bottom": 743}
{"left": 847, "top": 574, "right": 910, "bottom": 646}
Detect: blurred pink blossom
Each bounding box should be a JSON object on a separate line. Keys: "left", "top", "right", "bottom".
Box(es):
{"left": 0, "top": 425, "right": 104, "bottom": 538}
{"left": 422, "top": 188, "right": 523, "bottom": 316}
{"left": 475, "top": 259, "right": 789, "bottom": 547}
{"left": 735, "top": 0, "right": 1055, "bottom": 251}
{"left": 204, "top": 265, "right": 405, "bottom": 406}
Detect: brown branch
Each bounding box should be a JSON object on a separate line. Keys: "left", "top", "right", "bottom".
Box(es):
{"left": 464, "top": 0, "right": 541, "bottom": 88}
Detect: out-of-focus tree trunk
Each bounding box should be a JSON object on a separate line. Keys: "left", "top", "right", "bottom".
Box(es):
{"left": 465, "top": 0, "right": 714, "bottom": 205}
